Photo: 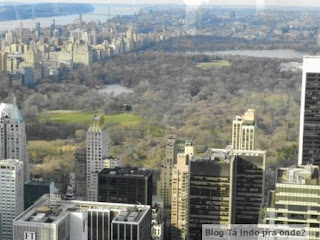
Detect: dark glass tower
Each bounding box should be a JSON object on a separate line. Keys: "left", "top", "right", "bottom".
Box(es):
{"left": 98, "top": 166, "right": 153, "bottom": 206}
{"left": 188, "top": 148, "right": 266, "bottom": 240}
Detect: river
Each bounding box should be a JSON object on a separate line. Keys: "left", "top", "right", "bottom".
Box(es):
{"left": 0, "top": 4, "right": 139, "bottom": 31}
{"left": 184, "top": 49, "right": 310, "bottom": 59}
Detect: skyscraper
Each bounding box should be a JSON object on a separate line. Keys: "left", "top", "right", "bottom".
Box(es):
{"left": 0, "top": 51, "right": 8, "bottom": 73}
{"left": 5, "top": 32, "right": 13, "bottom": 45}
{"left": 188, "top": 147, "right": 266, "bottom": 240}
{"left": 0, "top": 159, "right": 24, "bottom": 240}
{"left": 188, "top": 153, "right": 234, "bottom": 240}
{"left": 35, "top": 22, "right": 41, "bottom": 37}
{"left": 265, "top": 165, "right": 320, "bottom": 240}
{"left": 157, "top": 136, "right": 193, "bottom": 208}
{"left": 98, "top": 166, "right": 153, "bottom": 205}
{"left": 157, "top": 135, "right": 193, "bottom": 239}
{"left": 232, "top": 109, "right": 256, "bottom": 151}
{"left": 86, "top": 115, "right": 108, "bottom": 201}
{"left": 299, "top": 56, "right": 320, "bottom": 166}
{"left": 233, "top": 150, "right": 266, "bottom": 224}
{"left": 171, "top": 153, "right": 189, "bottom": 240}
{"left": 0, "top": 103, "right": 29, "bottom": 182}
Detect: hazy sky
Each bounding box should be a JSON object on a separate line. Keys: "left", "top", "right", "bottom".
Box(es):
{"left": 2, "top": 0, "right": 320, "bottom": 7}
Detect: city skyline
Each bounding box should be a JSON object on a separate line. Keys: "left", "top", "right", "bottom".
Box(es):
{"left": 0, "top": 3, "right": 319, "bottom": 239}
{"left": 2, "top": 0, "right": 320, "bottom": 7}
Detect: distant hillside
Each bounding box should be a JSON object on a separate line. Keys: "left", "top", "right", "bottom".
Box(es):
{"left": 0, "top": 3, "right": 94, "bottom": 21}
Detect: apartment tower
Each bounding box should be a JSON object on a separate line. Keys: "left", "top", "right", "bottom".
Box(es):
{"left": 232, "top": 109, "right": 256, "bottom": 151}
{"left": 0, "top": 103, "right": 29, "bottom": 182}
{"left": 157, "top": 135, "right": 193, "bottom": 239}
{"left": 171, "top": 153, "right": 189, "bottom": 240}
{"left": 0, "top": 159, "right": 24, "bottom": 240}
{"left": 86, "top": 115, "right": 108, "bottom": 201}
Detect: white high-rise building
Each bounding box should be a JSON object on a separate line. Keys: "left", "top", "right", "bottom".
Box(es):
{"left": 232, "top": 109, "right": 256, "bottom": 151}
{"left": 0, "top": 103, "right": 29, "bottom": 182}
{"left": 86, "top": 115, "right": 108, "bottom": 201}
{"left": 299, "top": 56, "right": 320, "bottom": 166}
{"left": 0, "top": 159, "right": 24, "bottom": 240}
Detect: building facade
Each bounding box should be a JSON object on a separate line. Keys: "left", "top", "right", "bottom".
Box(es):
{"left": 98, "top": 167, "right": 153, "bottom": 206}
{"left": 299, "top": 56, "right": 320, "bottom": 165}
{"left": 171, "top": 153, "right": 189, "bottom": 240}
{"left": 75, "top": 148, "right": 86, "bottom": 198}
{"left": 188, "top": 147, "right": 266, "bottom": 240}
{"left": 156, "top": 135, "right": 193, "bottom": 239}
{"left": 151, "top": 199, "right": 164, "bottom": 240}
{"left": 0, "top": 103, "right": 29, "bottom": 182}
{"left": 188, "top": 155, "right": 235, "bottom": 240}
{"left": 232, "top": 109, "right": 256, "bottom": 151}
{"left": 233, "top": 150, "right": 266, "bottom": 224}
{"left": 24, "top": 180, "right": 51, "bottom": 210}
{"left": 13, "top": 194, "right": 151, "bottom": 240}
{"left": 265, "top": 165, "right": 320, "bottom": 240}
{"left": 0, "top": 159, "right": 24, "bottom": 240}
{"left": 86, "top": 116, "right": 108, "bottom": 201}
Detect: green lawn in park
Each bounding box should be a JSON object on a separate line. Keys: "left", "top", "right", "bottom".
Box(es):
{"left": 196, "top": 60, "right": 231, "bottom": 69}
{"left": 39, "top": 110, "right": 141, "bottom": 126}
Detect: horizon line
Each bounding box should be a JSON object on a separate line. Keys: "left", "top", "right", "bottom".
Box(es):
{"left": 3, "top": 2, "right": 320, "bottom": 8}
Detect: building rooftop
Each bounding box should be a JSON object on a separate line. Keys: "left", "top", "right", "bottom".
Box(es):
{"left": 233, "top": 108, "right": 255, "bottom": 125}
{"left": 99, "top": 166, "right": 152, "bottom": 177}
{"left": 0, "top": 103, "right": 24, "bottom": 123}
{"left": 15, "top": 194, "right": 150, "bottom": 225}
{"left": 88, "top": 115, "right": 106, "bottom": 132}
{"left": 166, "top": 136, "right": 193, "bottom": 147}
{"left": 303, "top": 56, "right": 320, "bottom": 73}
{"left": 202, "top": 147, "right": 234, "bottom": 163}
{"left": 0, "top": 159, "right": 23, "bottom": 168}
{"left": 277, "top": 165, "right": 320, "bottom": 185}
{"left": 25, "top": 180, "right": 51, "bottom": 186}
{"left": 196, "top": 147, "right": 266, "bottom": 165}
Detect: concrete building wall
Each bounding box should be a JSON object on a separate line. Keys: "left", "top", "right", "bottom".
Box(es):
{"left": 0, "top": 159, "right": 24, "bottom": 240}
{"left": 0, "top": 103, "right": 29, "bottom": 182}
{"left": 86, "top": 116, "right": 108, "bottom": 201}
{"left": 171, "top": 153, "right": 189, "bottom": 240}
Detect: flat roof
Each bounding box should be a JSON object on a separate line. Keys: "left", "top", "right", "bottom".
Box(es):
{"left": 14, "top": 194, "right": 150, "bottom": 226}
{"left": 99, "top": 166, "right": 152, "bottom": 177}
{"left": 25, "top": 180, "right": 51, "bottom": 186}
